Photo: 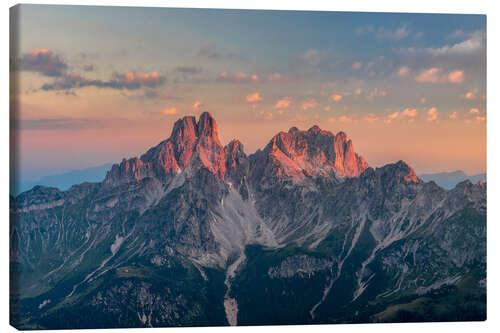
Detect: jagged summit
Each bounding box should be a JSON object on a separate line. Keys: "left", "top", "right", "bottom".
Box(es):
{"left": 104, "top": 114, "right": 370, "bottom": 187}
{"left": 104, "top": 112, "right": 226, "bottom": 186}
{"left": 170, "top": 112, "right": 220, "bottom": 145}
{"left": 198, "top": 112, "right": 220, "bottom": 142}
{"left": 259, "top": 125, "right": 368, "bottom": 180}
{"left": 358, "top": 160, "right": 421, "bottom": 185}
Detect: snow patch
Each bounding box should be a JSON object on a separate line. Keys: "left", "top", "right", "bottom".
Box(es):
{"left": 111, "top": 235, "right": 125, "bottom": 256}
{"left": 38, "top": 299, "right": 51, "bottom": 309}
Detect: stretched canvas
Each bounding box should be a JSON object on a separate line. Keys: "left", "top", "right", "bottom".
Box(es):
{"left": 9, "top": 4, "right": 486, "bottom": 329}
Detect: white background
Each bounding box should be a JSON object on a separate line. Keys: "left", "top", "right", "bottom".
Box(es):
{"left": 1, "top": 0, "right": 498, "bottom": 332}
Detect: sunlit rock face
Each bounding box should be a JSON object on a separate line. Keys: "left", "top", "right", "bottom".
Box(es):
{"left": 251, "top": 125, "right": 369, "bottom": 183}
{"left": 104, "top": 114, "right": 369, "bottom": 189}
{"left": 103, "top": 112, "right": 227, "bottom": 187}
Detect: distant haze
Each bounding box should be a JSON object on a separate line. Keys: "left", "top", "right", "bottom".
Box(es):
{"left": 12, "top": 163, "right": 113, "bottom": 195}
{"left": 419, "top": 170, "right": 486, "bottom": 190}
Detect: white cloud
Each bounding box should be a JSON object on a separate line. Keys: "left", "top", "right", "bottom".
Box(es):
{"left": 427, "top": 31, "right": 484, "bottom": 56}
{"left": 399, "top": 31, "right": 484, "bottom": 58}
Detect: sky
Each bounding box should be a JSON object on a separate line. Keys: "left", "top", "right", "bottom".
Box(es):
{"left": 10, "top": 4, "right": 486, "bottom": 182}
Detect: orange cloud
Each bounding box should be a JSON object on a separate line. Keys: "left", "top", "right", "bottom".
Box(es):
{"left": 415, "top": 67, "right": 464, "bottom": 84}
{"left": 397, "top": 66, "right": 410, "bottom": 77}
{"left": 427, "top": 107, "right": 438, "bottom": 122}
{"left": 448, "top": 70, "right": 464, "bottom": 83}
{"left": 363, "top": 113, "right": 379, "bottom": 123}
{"left": 338, "top": 115, "right": 353, "bottom": 123}
{"left": 329, "top": 94, "right": 343, "bottom": 102}
{"left": 301, "top": 99, "right": 319, "bottom": 111}
{"left": 246, "top": 92, "right": 263, "bottom": 103}
{"left": 257, "top": 111, "right": 275, "bottom": 120}
{"left": 464, "top": 89, "right": 478, "bottom": 100}
{"left": 420, "top": 97, "right": 427, "bottom": 104}
{"left": 193, "top": 101, "right": 203, "bottom": 112}
{"left": 329, "top": 115, "right": 354, "bottom": 123}
{"left": 449, "top": 111, "right": 458, "bottom": 120}
{"left": 30, "top": 48, "right": 51, "bottom": 56}
{"left": 469, "top": 108, "right": 479, "bottom": 114}
{"left": 275, "top": 97, "right": 291, "bottom": 109}
{"left": 384, "top": 111, "right": 400, "bottom": 123}
{"left": 402, "top": 108, "right": 418, "bottom": 118}
{"left": 122, "top": 72, "right": 162, "bottom": 85}
{"left": 415, "top": 67, "right": 442, "bottom": 83}
{"left": 162, "top": 107, "right": 178, "bottom": 115}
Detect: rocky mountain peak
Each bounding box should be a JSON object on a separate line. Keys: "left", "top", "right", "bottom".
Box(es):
{"left": 260, "top": 125, "right": 369, "bottom": 180}
{"left": 105, "top": 114, "right": 373, "bottom": 188}
{"left": 171, "top": 116, "right": 198, "bottom": 142}
{"left": 104, "top": 112, "right": 226, "bottom": 186}
{"left": 224, "top": 139, "right": 249, "bottom": 184}
{"left": 308, "top": 125, "right": 322, "bottom": 134}
{"left": 393, "top": 160, "right": 421, "bottom": 183}
{"left": 197, "top": 112, "right": 219, "bottom": 142}
{"left": 225, "top": 139, "right": 244, "bottom": 155}
{"left": 336, "top": 131, "right": 347, "bottom": 141}
{"left": 365, "top": 160, "right": 421, "bottom": 185}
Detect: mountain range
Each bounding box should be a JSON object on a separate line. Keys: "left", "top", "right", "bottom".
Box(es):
{"left": 419, "top": 171, "right": 486, "bottom": 190}
{"left": 13, "top": 163, "right": 114, "bottom": 195}
{"left": 10, "top": 112, "right": 486, "bottom": 329}
{"left": 13, "top": 156, "right": 484, "bottom": 197}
